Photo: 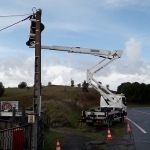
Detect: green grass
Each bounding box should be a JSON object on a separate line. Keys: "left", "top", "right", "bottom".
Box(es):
{"left": 0, "top": 86, "right": 100, "bottom": 127}
{"left": 44, "top": 130, "right": 65, "bottom": 150}
{"left": 42, "top": 100, "right": 81, "bottom": 128}
{"left": 0, "top": 86, "right": 100, "bottom": 108}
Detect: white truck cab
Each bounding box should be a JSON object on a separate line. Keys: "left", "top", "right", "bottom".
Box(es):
{"left": 100, "top": 94, "right": 127, "bottom": 115}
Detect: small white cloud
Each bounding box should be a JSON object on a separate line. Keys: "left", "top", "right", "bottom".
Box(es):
{"left": 52, "top": 76, "right": 64, "bottom": 85}
{"left": 43, "top": 65, "right": 72, "bottom": 76}
{"left": 125, "top": 38, "right": 141, "bottom": 63}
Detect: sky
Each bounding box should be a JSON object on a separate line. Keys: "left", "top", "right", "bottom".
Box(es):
{"left": 0, "top": 0, "right": 150, "bottom": 91}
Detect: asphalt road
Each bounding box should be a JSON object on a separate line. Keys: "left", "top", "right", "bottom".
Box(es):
{"left": 127, "top": 107, "right": 150, "bottom": 150}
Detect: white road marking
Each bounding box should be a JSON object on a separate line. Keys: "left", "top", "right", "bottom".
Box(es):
{"left": 132, "top": 107, "right": 150, "bottom": 115}
{"left": 127, "top": 118, "right": 147, "bottom": 133}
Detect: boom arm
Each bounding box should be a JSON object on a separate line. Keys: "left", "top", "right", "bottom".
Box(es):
{"left": 30, "top": 45, "right": 122, "bottom": 57}
{"left": 87, "top": 55, "right": 121, "bottom": 107}
{"left": 30, "top": 45, "right": 123, "bottom": 106}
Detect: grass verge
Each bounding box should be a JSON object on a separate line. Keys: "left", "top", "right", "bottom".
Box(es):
{"left": 44, "top": 129, "right": 65, "bottom": 150}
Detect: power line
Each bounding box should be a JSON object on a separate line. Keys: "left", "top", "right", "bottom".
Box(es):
{"left": 0, "top": 14, "right": 32, "bottom": 17}
{"left": 0, "top": 15, "right": 31, "bottom": 32}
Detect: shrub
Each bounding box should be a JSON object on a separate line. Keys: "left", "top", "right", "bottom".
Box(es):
{"left": 0, "top": 82, "right": 5, "bottom": 97}
{"left": 18, "top": 82, "right": 27, "bottom": 89}
{"left": 82, "top": 80, "right": 89, "bottom": 92}
{"left": 71, "top": 79, "right": 74, "bottom": 87}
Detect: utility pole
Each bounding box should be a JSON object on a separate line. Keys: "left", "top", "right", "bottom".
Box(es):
{"left": 33, "top": 9, "right": 42, "bottom": 150}
{"left": 26, "top": 8, "right": 44, "bottom": 149}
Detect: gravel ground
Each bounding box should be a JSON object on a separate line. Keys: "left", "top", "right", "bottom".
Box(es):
{"left": 52, "top": 120, "right": 136, "bottom": 150}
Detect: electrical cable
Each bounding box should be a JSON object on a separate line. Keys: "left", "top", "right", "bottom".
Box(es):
{"left": 0, "top": 15, "right": 32, "bottom": 32}
{"left": 0, "top": 14, "right": 32, "bottom": 17}
{"left": 0, "top": 8, "right": 37, "bottom": 31}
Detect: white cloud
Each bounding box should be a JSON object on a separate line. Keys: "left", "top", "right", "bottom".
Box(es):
{"left": 0, "top": 37, "right": 149, "bottom": 91}
{"left": 0, "top": 44, "right": 150, "bottom": 91}
{"left": 96, "top": 71, "right": 150, "bottom": 91}
{"left": 125, "top": 38, "right": 141, "bottom": 63}
{"left": 41, "top": 65, "right": 86, "bottom": 86}
{"left": 52, "top": 76, "right": 64, "bottom": 85}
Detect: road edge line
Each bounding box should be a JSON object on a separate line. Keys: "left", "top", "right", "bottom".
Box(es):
{"left": 128, "top": 118, "right": 147, "bottom": 133}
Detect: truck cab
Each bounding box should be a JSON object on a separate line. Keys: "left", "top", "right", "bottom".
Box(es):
{"left": 100, "top": 94, "right": 127, "bottom": 113}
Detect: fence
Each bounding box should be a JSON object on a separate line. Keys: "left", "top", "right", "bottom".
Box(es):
{"left": 0, "top": 124, "right": 32, "bottom": 150}
{"left": 0, "top": 120, "right": 14, "bottom": 130}
{"left": 37, "top": 113, "right": 50, "bottom": 150}
{"left": 41, "top": 112, "right": 50, "bottom": 130}
{"left": 0, "top": 111, "right": 50, "bottom": 150}
{"left": 37, "top": 118, "right": 45, "bottom": 150}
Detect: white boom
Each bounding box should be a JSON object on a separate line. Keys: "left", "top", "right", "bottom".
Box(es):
{"left": 30, "top": 45, "right": 122, "bottom": 57}
{"left": 30, "top": 45, "right": 123, "bottom": 107}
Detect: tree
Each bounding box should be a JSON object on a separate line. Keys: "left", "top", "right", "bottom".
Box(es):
{"left": 18, "top": 82, "right": 27, "bottom": 89}
{"left": 117, "top": 82, "right": 150, "bottom": 104}
{"left": 106, "top": 85, "right": 109, "bottom": 90}
{"left": 117, "top": 82, "right": 127, "bottom": 94}
{"left": 142, "top": 84, "right": 150, "bottom": 103}
{"left": 48, "top": 82, "right": 52, "bottom": 86}
{"left": 71, "top": 79, "right": 74, "bottom": 87}
{"left": 82, "top": 80, "right": 89, "bottom": 92}
{"left": 77, "top": 83, "right": 81, "bottom": 88}
{"left": 0, "top": 82, "right": 5, "bottom": 97}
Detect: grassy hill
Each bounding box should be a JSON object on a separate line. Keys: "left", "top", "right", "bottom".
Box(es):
{"left": 0, "top": 85, "right": 100, "bottom": 127}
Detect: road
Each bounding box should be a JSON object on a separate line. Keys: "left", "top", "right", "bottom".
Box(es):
{"left": 127, "top": 107, "right": 150, "bottom": 150}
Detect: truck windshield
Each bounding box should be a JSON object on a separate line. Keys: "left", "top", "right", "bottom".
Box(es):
{"left": 122, "top": 97, "right": 126, "bottom": 106}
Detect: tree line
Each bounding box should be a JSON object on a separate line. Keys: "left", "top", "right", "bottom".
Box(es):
{"left": 117, "top": 82, "right": 150, "bottom": 104}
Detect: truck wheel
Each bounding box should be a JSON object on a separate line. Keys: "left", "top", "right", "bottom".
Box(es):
{"left": 120, "top": 114, "right": 124, "bottom": 123}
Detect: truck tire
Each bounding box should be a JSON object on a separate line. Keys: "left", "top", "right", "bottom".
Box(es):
{"left": 120, "top": 114, "right": 124, "bottom": 123}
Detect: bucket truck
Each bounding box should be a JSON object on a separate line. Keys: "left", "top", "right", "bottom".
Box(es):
{"left": 30, "top": 45, "right": 127, "bottom": 127}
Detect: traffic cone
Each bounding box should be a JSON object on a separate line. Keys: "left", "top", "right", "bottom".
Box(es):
{"left": 106, "top": 128, "right": 113, "bottom": 140}
{"left": 56, "top": 139, "right": 61, "bottom": 150}
{"left": 127, "top": 124, "right": 132, "bottom": 133}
